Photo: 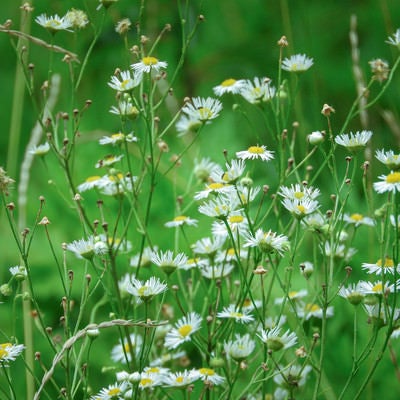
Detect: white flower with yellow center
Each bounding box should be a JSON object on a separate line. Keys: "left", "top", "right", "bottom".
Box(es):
{"left": 194, "top": 182, "right": 234, "bottom": 200}
{"left": 191, "top": 236, "right": 226, "bottom": 256}
{"left": 99, "top": 173, "right": 136, "bottom": 196}
{"left": 182, "top": 97, "right": 222, "bottom": 122}
{"left": 65, "top": 9, "right": 89, "bottom": 30}
{"left": 224, "top": 333, "right": 255, "bottom": 361}
{"left": 95, "top": 155, "right": 124, "bottom": 168}
{"left": 258, "top": 326, "right": 298, "bottom": 352}
{"left": 29, "top": 143, "right": 50, "bottom": 156}
{"left": 111, "top": 333, "right": 143, "bottom": 363}
{"left": 130, "top": 246, "right": 158, "bottom": 268}
{"left": 344, "top": 213, "right": 374, "bottom": 227}
{"left": 77, "top": 175, "right": 103, "bottom": 192}
{"left": 163, "top": 370, "right": 199, "bottom": 387}
{"left": 194, "top": 157, "right": 220, "bottom": 183}
{"left": 108, "top": 70, "right": 142, "bottom": 92}
{"left": 281, "top": 198, "right": 320, "bottom": 219}
{"left": 66, "top": 236, "right": 106, "bottom": 260}
{"left": 217, "top": 304, "right": 254, "bottom": 324}
{"left": 279, "top": 183, "right": 320, "bottom": 201}
{"left": 239, "top": 77, "right": 276, "bottom": 104}
{"left": 99, "top": 132, "right": 138, "bottom": 146}
{"left": 334, "top": 130, "right": 373, "bottom": 152}
{"left": 211, "top": 212, "right": 249, "bottom": 237}
{"left": 210, "top": 159, "right": 246, "bottom": 184}
{"left": 213, "top": 78, "right": 246, "bottom": 96}
{"left": 359, "top": 280, "right": 399, "bottom": 295}
{"left": 298, "top": 303, "right": 334, "bottom": 320}
{"left": 126, "top": 276, "right": 167, "bottom": 303}
{"left": 275, "top": 289, "right": 308, "bottom": 305}
{"left": 282, "top": 54, "right": 313, "bottom": 72}
{"left": 386, "top": 28, "right": 400, "bottom": 48}
{"left": 244, "top": 228, "right": 290, "bottom": 255}
{"left": 131, "top": 56, "right": 167, "bottom": 74}
{"left": 91, "top": 382, "right": 128, "bottom": 400}
{"left": 138, "top": 375, "right": 162, "bottom": 390}
{"left": 165, "top": 312, "right": 202, "bottom": 349}
{"left": 150, "top": 250, "right": 188, "bottom": 275}
{"left": 0, "top": 343, "right": 25, "bottom": 364}
{"left": 236, "top": 145, "right": 274, "bottom": 161}
{"left": 338, "top": 283, "right": 365, "bottom": 306}
{"left": 109, "top": 102, "right": 139, "bottom": 119}
{"left": 198, "top": 196, "right": 234, "bottom": 219}
{"left": 35, "top": 13, "right": 73, "bottom": 32}
{"left": 374, "top": 171, "right": 400, "bottom": 193}
{"left": 215, "top": 247, "right": 247, "bottom": 263}
{"left": 195, "top": 367, "right": 225, "bottom": 385}
{"left": 200, "top": 263, "right": 235, "bottom": 279}
{"left": 165, "top": 215, "right": 198, "bottom": 228}
{"left": 176, "top": 115, "right": 203, "bottom": 136}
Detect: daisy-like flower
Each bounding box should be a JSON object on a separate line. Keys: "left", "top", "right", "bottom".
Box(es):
{"left": 164, "top": 312, "right": 202, "bottom": 349}
{"left": 194, "top": 182, "right": 234, "bottom": 200}
{"left": 91, "top": 381, "right": 128, "bottom": 400}
{"left": 198, "top": 196, "right": 234, "bottom": 219}
{"left": 0, "top": 343, "right": 25, "bottom": 364}
{"left": 281, "top": 198, "right": 320, "bottom": 219}
{"left": 211, "top": 159, "right": 246, "bottom": 184}
{"left": 275, "top": 289, "right": 308, "bottom": 305}
{"left": 150, "top": 250, "right": 188, "bottom": 275}
{"left": 334, "top": 130, "right": 373, "bottom": 152}
{"left": 165, "top": 215, "right": 198, "bottom": 228}
{"left": 131, "top": 56, "right": 167, "bottom": 74}
{"left": 281, "top": 54, "right": 313, "bottom": 72}
{"left": 217, "top": 304, "right": 254, "bottom": 324}
{"left": 274, "top": 364, "right": 312, "bottom": 396}
{"left": 212, "top": 212, "right": 249, "bottom": 238}
{"left": 386, "top": 28, "right": 400, "bottom": 48}
{"left": 375, "top": 149, "right": 400, "bottom": 170}
{"left": 193, "top": 157, "right": 220, "bottom": 183}
{"left": 299, "top": 261, "right": 314, "bottom": 279}
{"left": 239, "top": 77, "right": 276, "bottom": 104}
{"left": 138, "top": 374, "right": 163, "bottom": 390}
{"left": 236, "top": 145, "right": 274, "bottom": 161}
{"left": 111, "top": 333, "right": 143, "bottom": 363}
{"left": 344, "top": 213, "right": 375, "bottom": 227}
{"left": 195, "top": 367, "right": 225, "bottom": 385}
{"left": 176, "top": 115, "right": 203, "bottom": 137}
{"left": 66, "top": 236, "right": 106, "bottom": 260}
{"left": 223, "top": 333, "right": 255, "bottom": 361}
{"left": 115, "top": 18, "right": 132, "bottom": 35}
{"left": 338, "top": 282, "right": 365, "bottom": 306}
{"left": 99, "top": 132, "right": 138, "bottom": 146}
{"left": 130, "top": 246, "right": 158, "bottom": 268}
{"left": 200, "top": 263, "right": 235, "bottom": 279}
{"left": 244, "top": 228, "right": 290, "bottom": 255}
{"left": 126, "top": 276, "right": 167, "bottom": 303}
{"left": 213, "top": 78, "right": 246, "bottom": 96}
{"left": 108, "top": 70, "right": 142, "bottom": 92}
{"left": 95, "top": 154, "right": 124, "bottom": 168}
{"left": 323, "top": 242, "right": 357, "bottom": 261}
{"left": 191, "top": 236, "right": 226, "bottom": 256}
{"left": 150, "top": 350, "right": 187, "bottom": 367}
{"left": 257, "top": 326, "right": 297, "bottom": 352}
{"left": 278, "top": 183, "right": 320, "bottom": 201}
{"left": 77, "top": 175, "right": 103, "bottom": 192}
{"left": 362, "top": 257, "right": 399, "bottom": 275}
{"left": 109, "top": 102, "right": 139, "bottom": 119}
{"left": 181, "top": 97, "right": 222, "bottom": 122}
{"left": 236, "top": 184, "right": 260, "bottom": 206}
{"left": 374, "top": 171, "right": 400, "bottom": 193}
{"left": 35, "top": 13, "right": 73, "bottom": 33}
{"left": 163, "top": 370, "right": 199, "bottom": 387}
{"left": 99, "top": 173, "right": 136, "bottom": 196}
{"left": 358, "top": 280, "right": 400, "bottom": 296}
{"left": 298, "top": 303, "right": 334, "bottom": 320}
{"left": 301, "top": 213, "right": 326, "bottom": 231}
{"left": 215, "top": 247, "right": 247, "bottom": 263}
{"left": 29, "top": 143, "right": 50, "bottom": 156}
{"left": 363, "top": 304, "right": 400, "bottom": 327}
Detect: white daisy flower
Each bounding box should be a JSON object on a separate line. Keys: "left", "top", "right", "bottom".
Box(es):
{"left": 358, "top": 280, "right": 399, "bottom": 295}
{"left": 194, "top": 182, "right": 234, "bottom": 200}
{"left": 99, "top": 173, "right": 136, "bottom": 196}
{"left": 282, "top": 54, "right": 313, "bottom": 72}
{"left": 35, "top": 13, "right": 73, "bottom": 32}
{"left": 338, "top": 282, "right": 365, "bottom": 306}
{"left": 263, "top": 316, "right": 286, "bottom": 330}
{"left": 223, "top": 333, "right": 255, "bottom": 361}
{"left": 95, "top": 154, "right": 124, "bottom": 168}
{"left": 217, "top": 304, "right": 254, "bottom": 324}
{"left": 211, "top": 212, "right": 249, "bottom": 238}
{"left": 77, "top": 175, "right": 103, "bottom": 192}
{"left": 131, "top": 56, "right": 167, "bottom": 74}
{"left": 150, "top": 250, "right": 188, "bottom": 275}
{"left": 363, "top": 304, "right": 400, "bottom": 325}
{"left": 213, "top": 78, "right": 246, "bottom": 96}
{"left": 91, "top": 382, "right": 128, "bottom": 400}
{"left": 194, "top": 157, "right": 220, "bottom": 183}
{"left": 164, "top": 312, "right": 202, "bottom": 349}
{"left": 195, "top": 367, "right": 225, "bottom": 385}
{"left": 191, "top": 236, "right": 226, "bottom": 256}
{"left": 239, "top": 77, "right": 276, "bottom": 104}
{"left": 373, "top": 171, "right": 400, "bottom": 193}
{"left": 257, "top": 326, "right": 297, "bottom": 352}
{"left": 66, "top": 236, "right": 106, "bottom": 260}
{"left": 244, "top": 228, "right": 290, "bottom": 255}
{"left": 109, "top": 102, "right": 139, "bottom": 119}
{"left": 278, "top": 183, "right": 320, "bottom": 201}
{"left": 215, "top": 247, "right": 247, "bottom": 263}
{"left": 236, "top": 184, "right": 261, "bottom": 205}
{"left": 344, "top": 213, "right": 375, "bottom": 227}
{"left": 164, "top": 215, "right": 198, "bottom": 228}
{"left": 99, "top": 132, "right": 138, "bottom": 146}
{"left": 29, "top": 143, "right": 50, "bottom": 156}
{"left": 198, "top": 196, "right": 234, "bottom": 219}
{"left": 138, "top": 374, "right": 163, "bottom": 390}
{"left": 150, "top": 350, "right": 186, "bottom": 367}
{"left": 200, "top": 263, "right": 235, "bottom": 279}
{"left": 299, "top": 261, "right": 314, "bottom": 278}
{"left": 108, "top": 70, "right": 142, "bottom": 92}
{"left": 126, "top": 276, "right": 167, "bottom": 303}
{"left": 236, "top": 145, "right": 274, "bottom": 161}
{"left": 163, "top": 370, "right": 199, "bottom": 387}
{"left": 130, "top": 246, "right": 158, "bottom": 268}
{"left": 281, "top": 198, "right": 320, "bottom": 219}
{"left": 334, "top": 130, "right": 373, "bottom": 152}
{"left": 210, "top": 159, "right": 246, "bottom": 184}
{"left": 297, "top": 303, "right": 334, "bottom": 320}
{"left": 274, "top": 364, "right": 312, "bottom": 391}
{"left": 301, "top": 213, "right": 326, "bottom": 231}
{"left": 111, "top": 333, "right": 143, "bottom": 363}
{"left": 323, "top": 242, "right": 357, "bottom": 261}
{"left": 386, "top": 28, "right": 400, "bottom": 47}
{"left": 181, "top": 97, "right": 222, "bottom": 122}
{"left": 0, "top": 342, "right": 25, "bottom": 364}
{"left": 274, "top": 289, "right": 308, "bottom": 305}
{"left": 176, "top": 115, "right": 203, "bottom": 137}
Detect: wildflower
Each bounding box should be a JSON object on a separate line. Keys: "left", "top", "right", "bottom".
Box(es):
{"left": 275, "top": 289, "right": 308, "bottom": 305}
{"left": 150, "top": 350, "right": 186, "bottom": 367}
{"left": 257, "top": 327, "right": 298, "bottom": 351}
{"left": 150, "top": 250, "right": 188, "bottom": 275}
{"left": 281, "top": 198, "right": 320, "bottom": 219}
{"left": 386, "top": 28, "right": 400, "bottom": 48}
{"left": 299, "top": 261, "right": 314, "bottom": 279}
{"left": 29, "top": 143, "right": 50, "bottom": 156}
{"left": 338, "top": 283, "right": 365, "bottom": 306}
{"left": 308, "top": 130, "right": 325, "bottom": 145}
{"left": 0, "top": 167, "right": 15, "bottom": 193}
{"left": 334, "top": 130, "right": 373, "bottom": 152}
{"left": 109, "top": 102, "right": 139, "bottom": 119}
{"left": 390, "top": 214, "right": 400, "bottom": 229}
{"left": 282, "top": 54, "right": 313, "bottom": 72}
{"left": 239, "top": 77, "right": 276, "bottom": 104}
{"left": 375, "top": 149, "right": 400, "bottom": 170}
{"left": 278, "top": 183, "right": 320, "bottom": 201}
{"left": 193, "top": 157, "right": 220, "bottom": 183}
{"left": 66, "top": 236, "right": 106, "bottom": 260}
{"left": 344, "top": 213, "right": 374, "bottom": 227}
{"left": 223, "top": 333, "right": 255, "bottom": 361}
{"left": 217, "top": 304, "right": 254, "bottom": 324}
{"left": 358, "top": 280, "right": 400, "bottom": 296}
{"left": 274, "top": 364, "right": 312, "bottom": 398}
{"left": 163, "top": 370, "right": 199, "bottom": 387}
{"left": 213, "top": 78, "right": 246, "bottom": 96}
{"left": 321, "top": 103, "right": 335, "bottom": 116}
{"left": 130, "top": 246, "right": 157, "bottom": 268}
{"left": 362, "top": 257, "right": 399, "bottom": 275}
{"left": 198, "top": 196, "right": 233, "bottom": 219}
{"left": 115, "top": 18, "right": 131, "bottom": 34}
{"left": 194, "top": 182, "right": 234, "bottom": 200}
{"left": 164, "top": 312, "right": 202, "bottom": 349}
{"left": 0, "top": 343, "right": 25, "bottom": 364}
{"left": 65, "top": 9, "right": 89, "bottom": 29}
{"left": 164, "top": 215, "right": 198, "bottom": 228}
{"left": 211, "top": 159, "right": 246, "bottom": 184}
{"left": 91, "top": 381, "right": 128, "bottom": 399}
{"left": 176, "top": 114, "right": 203, "bottom": 136}
{"left": 195, "top": 367, "right": 225, "bottom": 385}
{"left": 95, "top": 155, "right": 124, "bottom": 168}
{"left": 9, "top": 265, "right": 27, "bottom": 281}
{"left": 391, "top": 327, "right": 400, "bottom": 339}
{"left": 215, "top": 247, "right": 247, "bottom": 263}
{"left": 181, "top": 97, "right": 222, "bottom": 122}
{"left": 369, "top": 58, "right": 389, "bottom": 82}
{"left": 211, "top": 212, "right": 249, "bottom": 237}
{"left": 374, "top": 171, "right": 400, "bottom": 193}
{"left": 77, "top": 175, "right": 103, "bottom": 192}
{"left": 137, "top": 374, "right": 163, "bottom": 390}
{"left": 108, "top": 70, "right": 142, "bottom": 92}
{"left": 244, "top": 228, "right": 290, "bottom": 255}
{"left": 200, "top": 263, "right": 235, "bottom": 279}
{"left": 323, "top": 242, "right": 357, "bottom": 261}
{"left": 131, "top": 57, "right": 167, "bottom": 74}
{"left": 126, "top": 276, "right": 167, "bottom": 303}
{"left": 363, "top": 304, "right": 400, "bottom": 328}
{"left": 236, "top": 145, "right": 274, "bottom": 161}
{"left": 99, "top": 132, "right": 138, "bottom": 146}
{"left": 35, "top": 13, "right": 73, "bottom": 33}
{"left": 191, "top": 236, "right": 226, "bottom": 256}
{"left": 99, "top": 173, "right": 135, "bottom": 196}
{"left": 111, "top": 333, "right": 143, "bottom": 363}
{"left": 298, "top": 303, "right": 334, "bottom": 320}
{"left": 236, "top": 184, "right": 260, "bottom": 205}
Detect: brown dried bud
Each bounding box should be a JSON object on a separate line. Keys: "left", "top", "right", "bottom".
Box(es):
{"left": 277, "top": 35, "right": 288, "bottom": 47}
{"left": 321, "top": 103, "right": 335, "bottom": 116}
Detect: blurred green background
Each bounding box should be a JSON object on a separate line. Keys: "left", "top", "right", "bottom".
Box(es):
{"left": 1, "top": 0, "right": 400, "bottom": 398}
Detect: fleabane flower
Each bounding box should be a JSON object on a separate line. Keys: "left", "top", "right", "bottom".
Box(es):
{"left": 95, "top": 155, "right": 124, "bottom": 168}
{"left": 99, "top": 132, "right": 138, "bottom": 146}
{"left": 244, "top": 228, "right": 290, "bottom": 255}
{"left": 195, "top": 368, "right": 225, "bottom": 385}
{"left": 211, "top": 211, "right": 249, "bottom": 238}
{"left": 200, "top": 263, "right": 235, "bottom": 279}
{"left": 29, "top": 143, "right": 50, "bottom": 156}
{"left": 358, "top": 280, "right": 400, "bottom": 296}
{"left": 236, "top": 145, "right": 274, "bottom": 161}
{"left": 91, "top": 382, "right": 128, "bottom": 400}
{"left": 217, "top": 304, "right": 254, "bottom": 324}
{"left": 211, "top": 159, "right": 246, "bottom": 184}
{"left": 223, "top": 333, "right": 255, "bottom": 361}
{"left": 35, "top": 13, "right": 73, "bottom": 33}
{"left": 334, "top": 130, "right": 373, "bottom": 152}
{"left": 257, "top": 327, "right": 297, "bottom": 352}
{"left": 66, "top": 236, "right": 106, "bottom": 260}
{"left": 181, "top": 97, "right": 222, "bottom": 122}
{"left": 239, "top": 77, "right": 276, "bottom": 104}
{"left": 126, "top": 276, "right": 167, "bottom": 303}
{"left": 298, "top": 303, "right": 334, "bottom": 320}
{"left": 338, "top": 283, "right": 365, "bottom": 306}
{"left": 176, "top": 115, "right": 202, "bottom": 137}
{"left": 282, "top": 54, "right": 313, "bottom": 72}
{"left": 281, "top": 198, "right": 319, "bottom": 219}
{"left": 213, "top": 78, "right": 246, "bottom": 96}
{"left": 198, "top": 196, "right": 234, "bottom": 219}
{"left": 0, "top": 343, "right": 25, "bottom": 364}
{"left": 194, "top": 181, "right": 234, "bottom": 200}
{"left": 373, "top": 171, "right": 400, "bottom": 193}
{"left": 150, "top": 250, "right": 188, "bottom": 275}
{"left": 165, "top": 215, "right": 198, "bottom": 228}
{"left": 191, "top": 236, "right": 226, "bottom": 256}
{"left": 194, "top": 157, "right": 220, "bottom": 183}
{"left": 278, "top": 183, "right": 320, "bottom": 201}
{"left": 109, "top": 101, "right": 139, "bottom": 119}
{"left": 131, "top": 56, "right": 167, "bottom": 74}
{"left": 386, "top": 28, "right": 400, "bottom": 48}
{"left": 108, "top": 70, "right": 142, "bottom": 92}
{"left": 165, "top": 312, "right": 202, "bottom": 349}
{"left": 344, "top": 213, "right": 375, "bottom": 227}
{"left": 163, "top": 370, "right": 199, "bottom": 387}
{"left": 375, "top": 149, "right": 400, "bottom": 170}
{"left": 111, "top": 333, "right": 143, "bottom": 363}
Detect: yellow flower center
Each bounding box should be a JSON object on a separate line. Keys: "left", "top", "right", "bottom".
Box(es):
{"left": 247, "top": 145, "right": 264, "bottom": 154}
{"left": 120, "top": 79, "right": 131, "bottom": 89}
{"left": 146, "top": 367, "right": 160, "bottom": 373}
{"left": 221, "top": 78, "right": 236, "bottom": 87}
{"left": 142, "top": 56, "right": 159, "bottom": 66}
{"left": 123, "top": 343, "right": 132, "bottom": 353}
{"left": 178, "top": 324, "right": 193, "bottom": 337}
{"left": 372, "top": 283, "right": 383, "bottom": 292}
{"left": 207, "top": 182, "right": 225, "bottom": 190}
{"left": 199, "top": 367, "right": 215, "bottom": 376}
{"left": 138, "top": 286, "right": 149, "bottom": 296}
{"left": 296, "top": 205, "right": 306, "bottom": 214}
{"left": 350, "top": 213, "right": 363, "bottom": 221}
{"left": 231, "top": 312, "right": 244, "bottom": 318}
{"left": 294, "top": 191, "right": 304, "bottom": 199}
{"left": 174, "top": 215, "right": 187, "bottom": 222}
{"left": 306, "top": 303, "right": 320, "bottom": 312}
{"left": 108, "top": 388, "right": 121, "bottom": 396}
{"left": 229, "top": 215, "right": 244, "bottom": 224}
{"left": 140, "top": 378, "right": 153, "bottom": 386}
{"left": 86, "top": 176, "right": 101, "bottom": 182}
{"left": 176, "top": 376, "right": 184, "bottom": 383}
{"left": 111, "top": 133, "right": 125, "bottom": 140}
{"left": 386, "top": 172, "right": 400, "bottom": 184}
{"left": 288, "top": 291, "right": 298, "bottom": 298}
{"left": 376, "top": 257, "right": 395, "bottom": 268}
{"left": 198, "top": 107, "right": 213, "bottom": 120}
{"left": 227, "top": 248, "right": 235, "bottom": 256}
